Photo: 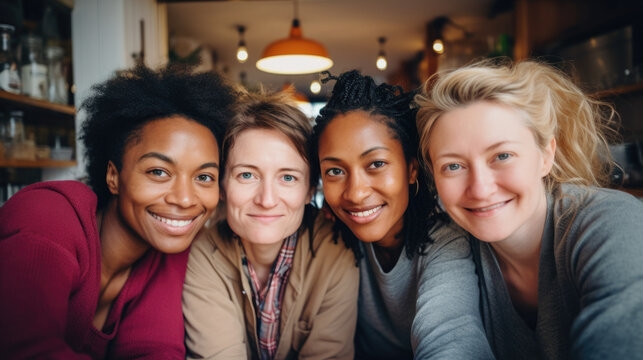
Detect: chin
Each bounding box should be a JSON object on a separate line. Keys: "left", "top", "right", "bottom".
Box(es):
{"left": 155, "top": 239, "right": 193, "bottom": 254}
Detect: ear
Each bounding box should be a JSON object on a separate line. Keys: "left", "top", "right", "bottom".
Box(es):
{"left": 541, "top": 137, "right": 556, "bottom": 177}
{"left": 408, "top": 158, "right": 419, "bottom": 184}
{"left": 106, "top": 161, "right": 120, "bottom": 195}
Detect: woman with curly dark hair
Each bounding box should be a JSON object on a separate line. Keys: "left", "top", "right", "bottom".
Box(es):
{"left": 312, "top": 70, "right": 493, "bottom": 359}
{"left": 0, "top": 66, "right": 236, "bottom": 359}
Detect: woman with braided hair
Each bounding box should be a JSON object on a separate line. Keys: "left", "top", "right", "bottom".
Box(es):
{"left": 312, "top": 70, "right": 493, "bottom": 359}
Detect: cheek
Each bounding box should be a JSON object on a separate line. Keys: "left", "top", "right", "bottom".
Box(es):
{"left": 434, "top": 176, "right": 462, "bottom": 207}
{"left": 285, "top": 185, "right": 312, "bottom": 210}
{"left": 200, "top": 187, "right": 220, "bottom": 211}
{"left": 321, "top": 181, "right": 343, "bottom": 207}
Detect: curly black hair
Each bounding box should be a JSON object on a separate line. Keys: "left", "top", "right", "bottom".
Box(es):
{"left": 312, "top": 70, "right": 443, "bottom": 261}
{"left": 80, "top": 66, "right": 237, "bottom": 209}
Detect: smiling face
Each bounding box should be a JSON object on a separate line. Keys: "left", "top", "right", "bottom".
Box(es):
{"left": 107, "top": 116, "right": 220, "bottom": 254}
{"left": 427, "top": 101, "right": 555, "bottom": 244}
{"left": 318, "top": 111, "right": 417, "bottom": 248}
{"left": 222, "top": 128, "right": 311, "bottom": 246}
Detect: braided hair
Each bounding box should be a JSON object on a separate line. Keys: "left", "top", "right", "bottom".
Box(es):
{"left": 312, "top": 70, "right": 443, "bottom": 261}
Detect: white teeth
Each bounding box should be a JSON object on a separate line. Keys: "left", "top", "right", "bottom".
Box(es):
{"left": 151, "top": 213, "right": 194, "bottom": 227}
{"left": 473, "top": 202, "right": 506, "bottom": 212}
{"left": 349, "top": 205, "right": 382, "bottom": 217}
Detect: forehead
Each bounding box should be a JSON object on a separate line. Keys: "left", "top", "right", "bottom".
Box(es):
{"left": 430, "top": 102, "right": 538, "bottom": 153}
{"left": 124, "top": 116, "right": 218, "bottom": 155}
{"left": 320, "top": 110, "right": 401, "bottom": 152}
{"left": 227, "top": 128, "right": 308, "bottom": 168}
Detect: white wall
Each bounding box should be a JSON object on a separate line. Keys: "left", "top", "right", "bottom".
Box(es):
{"left": 43, "top": 0, "right": 166, "bottom": 181}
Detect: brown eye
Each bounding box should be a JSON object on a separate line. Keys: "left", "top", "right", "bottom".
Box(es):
{"left": 196, "top": 174, "right": 215, "bottom": 182}
{"left": 326, "top": 168, "right": 344, "bottom": 176}
{"left": 148, "top": 169, "right": 169, "bottom": 177}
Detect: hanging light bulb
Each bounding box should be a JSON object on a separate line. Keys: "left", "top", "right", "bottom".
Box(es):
{"left": 256, "top": 0, "right": 332, "bottom": 74}
{"left": 376, "top": 36, "right": 387, "bottom": 71}
{"left": 236, "top": 25, "right": 248, "bottom": 63}
{"left": 432, "top": 38, "right": 444, "bottom": 54}
{"left": 310, "top": 79, "right": 321, "bottom": 94}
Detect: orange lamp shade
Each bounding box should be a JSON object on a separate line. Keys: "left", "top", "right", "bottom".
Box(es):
{"left": 256, "top": 20, "right": 333, "bottom": 75}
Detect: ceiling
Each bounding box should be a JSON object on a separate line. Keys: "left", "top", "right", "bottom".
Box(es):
{"left": 166, "top": 0, "right": 508, "bottom": 99}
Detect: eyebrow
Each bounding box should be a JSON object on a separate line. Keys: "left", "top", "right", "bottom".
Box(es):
{"left": 230, "top": 163, "right": 305, "bottom": 173}
{"left": 321, "top": 146, "right": 389, "bottom": 163}
{"left": 434, "top": 141, "right": 519, "bottom": 159}
{"left": 139, "top": 152, "right": 219, "bottom": 170}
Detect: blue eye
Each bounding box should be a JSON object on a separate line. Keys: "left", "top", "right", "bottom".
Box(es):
{"left": 241, "top": 172, "right": 252, "bottom": 179}
{"left": 447, "top": 164, "right": 460, "bottom": 171}
{"left": 497, "top": 153, "right": 511, "bottom": 161}
{"left": 283, "top": 174, "right": 295, "bottom": 182}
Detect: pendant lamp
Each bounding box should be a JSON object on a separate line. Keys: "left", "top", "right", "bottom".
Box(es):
{"left": 256, "top": 0, "right": 333, "bottom": 75}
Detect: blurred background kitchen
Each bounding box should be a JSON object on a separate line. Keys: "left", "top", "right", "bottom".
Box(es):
{"left": 0, "top": 0, "right": 641, "bottom": 204}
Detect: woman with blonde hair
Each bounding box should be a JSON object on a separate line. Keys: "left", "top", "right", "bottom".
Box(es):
{"left": 183, "top": 90, "right": 358, "bottom": 360}
{"left": 416, "top": 59, "right": 643, "bottom": 359}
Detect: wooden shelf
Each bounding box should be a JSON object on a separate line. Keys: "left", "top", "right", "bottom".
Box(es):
{"left": 0, "top": 91, "right": 75, "bottom": 116}
{"left": 591, "top": 83, "right": 643, "bottom": 99}
{"left": 0, "top": 159, "right": 77, "bottom": 168}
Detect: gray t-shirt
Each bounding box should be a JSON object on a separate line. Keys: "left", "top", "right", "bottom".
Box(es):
{"left": 475, "top": 184, "right": 643, "bottom": 360}
{"left": 355, "top": 220, "right": 494, "bottom": 359}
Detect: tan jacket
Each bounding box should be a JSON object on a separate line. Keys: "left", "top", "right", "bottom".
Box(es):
{"left": 183, "top": 212, "right": 359, "bottom": 360}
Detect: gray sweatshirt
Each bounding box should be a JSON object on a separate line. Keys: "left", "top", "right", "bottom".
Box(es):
{"left": 474, "top": 184, "right": 643, "bottom": 360}
{"left": 355, "top": 220, "right": 494, "bottom": 359}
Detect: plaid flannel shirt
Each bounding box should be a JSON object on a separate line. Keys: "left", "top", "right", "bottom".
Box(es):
{"left": 242, "top": 233, "right": 297, "bottom": 360}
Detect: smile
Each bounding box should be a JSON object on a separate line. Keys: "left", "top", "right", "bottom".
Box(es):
{"left": 149, "top": 212, "right": 196, "bottom": 227}
{"left": 468, "top": 200, "right": 510, "bottom": 213}
{"left": 349, "top": 205, "right": 383, "bottom": 217}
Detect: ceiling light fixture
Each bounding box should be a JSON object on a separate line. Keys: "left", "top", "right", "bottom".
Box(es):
{"left": 256, "top": 0, "right": 333, "bottom": 74}
{"left": 376, "top": 36, "right": 387, "bottom": 71}
{"left": 429, "top": 16, "right": 473, "bottom": 55}
{"left": 432, "top": 39, "right": 444, "bottom": 54}
{"left": 236, "top": 25, "right": 248, "bottom": 63}
{"left": 310, "top": 78, "right": 321, "bottom": 94}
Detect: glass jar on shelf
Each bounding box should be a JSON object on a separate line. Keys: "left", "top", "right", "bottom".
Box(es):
{"left": 5, "top": 110, "right": 25, "bottom": 144}
{"left": 0, "top": 24, "right": 21, "bottom": 94}
{"left": 20, "top": 35, "right": 48, "bottom": 100}
{"left": 46, "top": 45, "right": 68, "bottom": 104}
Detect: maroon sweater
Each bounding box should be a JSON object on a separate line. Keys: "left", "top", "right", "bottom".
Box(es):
{"left": 0, "top": 181, "right": 189, "bottom": 359}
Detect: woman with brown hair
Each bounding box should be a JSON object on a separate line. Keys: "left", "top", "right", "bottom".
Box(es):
{"left": 183, "top": 90, "right": 358, "bottom": 360}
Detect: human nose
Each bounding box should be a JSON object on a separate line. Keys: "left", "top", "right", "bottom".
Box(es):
{"left": 166, "top": 177, "right": 198, "bottom": 208}
{"left": 255, "top": 180, "right": 278, "bottom": 208}
{"left": 466, "top": 166, "right": 497, "bottom": 200}
{"left": 343, "top": 172, "right": 371, "bottom": 204}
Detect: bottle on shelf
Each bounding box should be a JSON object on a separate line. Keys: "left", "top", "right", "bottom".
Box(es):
{"left": 20, "top": 34, "right": 48, "bottom": 100}
{"left": 46, "top": 45, "right": 68, "bottom": 104}
{"left": 4, "top": 110, "right": 36, "bottom": 161}
{"left": 0, "top": 24, "right": 21, "bottom": 94}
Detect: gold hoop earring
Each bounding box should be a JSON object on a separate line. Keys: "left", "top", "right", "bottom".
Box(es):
{"left": 414, "top": 181, "right": 419, "bottom": 197}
